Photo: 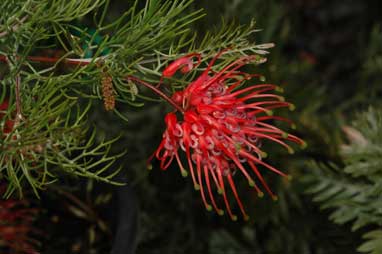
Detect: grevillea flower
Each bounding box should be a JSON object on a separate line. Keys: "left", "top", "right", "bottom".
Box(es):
{"left": 0, "top": 186, "right": 39, "bottom": 254}
{"left": 142, "top": 51, "right": 306, "bottom": 220}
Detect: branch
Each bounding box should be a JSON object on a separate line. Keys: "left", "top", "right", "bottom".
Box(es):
{"left": 0, "top": 16, "right": 28, "bottom": 39}
{"left": 14, "top": 73, "right": 23, "bottom": 123}
{"left": 0, "top": 53, "right": 183, "bottom": 113}
{"left": 0, "top": 55, "right": 105, "bottom": 66}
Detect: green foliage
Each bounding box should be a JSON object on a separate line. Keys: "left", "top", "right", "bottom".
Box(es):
{"left": 358, "top": 230, "right": 382, "bottom": 254}
{"left": 0, "top": 0, "right": 106, "bottom": 52}
{"left": 0, "top": 82, "right": 123, "bottom": 197}
{"left": 304, "top": 107, "right": 382, "bottom": 254}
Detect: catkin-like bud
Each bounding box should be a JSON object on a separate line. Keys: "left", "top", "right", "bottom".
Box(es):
{"left": 101, "top": 71, "right": 115, "bottom": 111}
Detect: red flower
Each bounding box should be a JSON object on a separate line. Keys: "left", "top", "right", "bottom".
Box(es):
{"left": 0, "top": 99, "right": 14, "bottom": 135}
{"left": 148, "top": 51, "right": 306, "bottom": 220}
{"left": 0, "top": 186, "right": 39, "bottom": 254}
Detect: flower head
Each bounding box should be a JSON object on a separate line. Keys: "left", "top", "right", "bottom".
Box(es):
{"left": 149, "top": 51, "right": 306, "bottom": 220}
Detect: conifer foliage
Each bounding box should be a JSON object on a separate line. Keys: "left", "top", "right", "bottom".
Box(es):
{"left": 305, "top": 108, "right": 382, "bottom": 254}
